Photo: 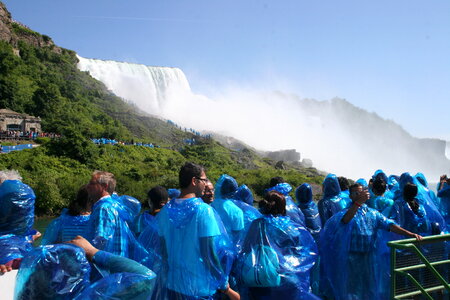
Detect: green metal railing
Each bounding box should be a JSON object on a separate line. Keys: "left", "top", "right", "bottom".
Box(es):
{"left": 388, "top": 234, "right": 450, "bottom": 299}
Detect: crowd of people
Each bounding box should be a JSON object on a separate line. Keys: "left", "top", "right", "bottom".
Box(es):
{"left": 0, "top": 165, "right": 449, "bottom": 299}
{"left": 0, "top": 131, "right": 60, "bottom": 140}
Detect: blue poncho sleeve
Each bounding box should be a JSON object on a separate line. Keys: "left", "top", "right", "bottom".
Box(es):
{"left": 0, "top": 234, "right": 33, "bottom": 265}
{"left": 0, "top": 180, "right": 35, "bottom": 236}
{"left": 14, "top": 244, "right": 91, "bottom": 300}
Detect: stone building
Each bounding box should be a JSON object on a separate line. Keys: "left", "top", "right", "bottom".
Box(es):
{"left": 0, "top": 109, "right": 41, "bottom": 132}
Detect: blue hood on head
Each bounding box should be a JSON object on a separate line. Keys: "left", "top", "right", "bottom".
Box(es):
{"left": 322, "top": 174, "right": 341, "bottom": 198}
{"left": 415, "top": 172, "right": 428, "bottom": 188}
{"left": 399, "top": 172, "right": 415, "bottom": 192}
{"left": 372, "top": 169, "right": 388, "bottom": 183}
{"left": 235, "top": 184, "right": 254, "bottom": 206}
{"left": 215, "top": 174, "right": 238, "bottom": 199}
{"left": 266, "top": 182, "right": 293, "bottom": 196}
{"left": 296, "top": 183, "right": 312, "bottom": 203}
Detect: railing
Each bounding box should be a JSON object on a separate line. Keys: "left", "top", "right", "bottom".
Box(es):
{"left": 388, "top": 234, "right": 450, "bottom": 299}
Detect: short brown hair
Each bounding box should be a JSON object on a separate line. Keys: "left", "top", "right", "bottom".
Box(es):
{"left": 259, "top": 191, "right": 286, "bottom": 216}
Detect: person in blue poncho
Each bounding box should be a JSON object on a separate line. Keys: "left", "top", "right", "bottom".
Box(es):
{"left": 154, "top": 162, "right": 239, "bottom": 300}
{"left": 0, "top": 170, "right": 39, "bottom": 273}
{"left": 267, "top": 177, "right": 306, "bottom": 226}
{"left": 415, "top": 172, "right": 440, "bottom": 210}
{"left": 367, "top": 177, "right": 394, "bottom": 212}
{"left": 296, "top": 183, "right": 321, "bottom": 243}
{"left": 436, "top": 174, "right": 450, "bottom": 232}
{"left": 318, "top": 173, "right": 348, "bottom": 226}
{"left": 392, "top": 173, "right": 446, "bottom": 233}
{"left": 133, "top": 185, "right": 168, "bottom": 236}
{"left": 85, "top": 171, "right": 145, "bottom": 260}
{"left": 235, "top": 184, "right": 254, "bottom": 206}
{"left": 41, "top": 184, "right": 92, "bottom": 245}
{"left": 236, "top": 190, "right": 318, "bottom": 300}
{"left": 320, "top": 183, "right": 422, "bottom": 300}
{"left": 211, "top": 174, "right": 245, "bottom": 241}
{"left": 14, "top": 236, "right": 156, "bottom": 300}
{"left": 386, "top": 183, "right": 438, "bottom": 236}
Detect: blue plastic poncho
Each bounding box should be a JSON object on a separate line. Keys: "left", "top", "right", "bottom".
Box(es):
{"left": 415, "top": 172, "right": 441, "bottom": 209}
{"left": 235, "top": 184, "right": 255, "bottom": 206}
{"left": 112, "top": 193, "right": 141, "bottom": 223}
{"left": 386, "top": 199, "right": 434, "bottom": 236}
{"left": 318, "top": 174, "right": 348, "bottom": 226}
{"left": 367, "top": 195, "right": 394, "bottom": 212}
{"left": 392, "top": 173, "right": 445, "bottom": 233}
{"left": 41, "top": 209, "right": 91, "bottom": 245}
{"left": 154, "top": 197, "right": 230, "bottom": 298}
{"left": 0, "top": 180, "right": 35, "bottom": 236}
{"left": 266, "top": 183, "right": 306, "bottom": 226}
{"left": 167, "top": 188, "right": 181, "bottom": 200}
{"left": 437, "top": 183, "right": 450, "bottom": 232}
{"left": 235, "top": 215, "right": 317, "bottom": 300}
{"left": 320, "top": 205, "right": 395, "bottom": 300}
{"left": 74, "top": 273, "right": 155, "bottom": 300}
{"left": 85, "top": 195, "right": 148, "bottom": 261}
{"left": 296, "top": 184, "right": 322, "bottom": 242}
{"left": 212, "top": 175, "right": 245, "bottom": 240}
{"left": 133, "top": 210, "right": 155, "bottom": 236}
{"left": 0, "top": 234, "right": 32, "bottom": 265}
{"left": 14, "top": 244, "right": 91, "bottom": 300}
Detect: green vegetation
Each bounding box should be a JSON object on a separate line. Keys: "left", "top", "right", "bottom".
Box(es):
{"left": 0, "top": 4, "right": 324, "bottom": 215}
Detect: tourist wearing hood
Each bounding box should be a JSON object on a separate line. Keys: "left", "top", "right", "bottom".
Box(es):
{"left": 437, "top": 174, "right": 450, "bottom": 232}
{"left": 0, "top": 170, "right": 38, "bottom": 273}
{"left": 211, "top": 174, "right": 245, "bottom": 242}
{"left": 415, "top": 172, "right": 440, "bottom": 209}
{"left": 318, "top": 173, "right": 348, "bottom": 225}
{"left": 296, "top": 183, "right": 321, "bottom": 243}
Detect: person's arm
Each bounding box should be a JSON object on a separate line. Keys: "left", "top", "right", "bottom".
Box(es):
{"left": 68, "top": 236, "right": 153, "bottom": 276}
{"left": 389, "top": 224, "right": 423, "bottom": 241}
{"left": 199, "top": 236, "right": 224, "bottom": 281}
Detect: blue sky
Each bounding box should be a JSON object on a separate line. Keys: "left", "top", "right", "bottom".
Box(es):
{"left": 3, "top": 0, "right": 450, "bottom": 140}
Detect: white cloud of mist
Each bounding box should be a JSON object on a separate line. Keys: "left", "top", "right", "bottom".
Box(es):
{"left": 77, "top": 56, "right": 450, "bottom": 181}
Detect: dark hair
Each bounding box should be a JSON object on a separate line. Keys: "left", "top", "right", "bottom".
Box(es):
{"left": 68, "top": 185, "right": 91, "bottom": 216}
{"left": 147, "top": 186, "right": 168, "bottom": 211}
{"left": 372, "top": 178, "right": 386, "bottom": 196}
{"left": 349, "top": 183, "right": 363, "bottom": 199}
{"left": 259, "top": 191, "right": 286, "bottom": 216}
{"left": 179, "top": 162, "right": 204, "bottom": 189}
{"left": 269, "top": 176, "right": 284, "bottom": 187}
{"left": 338, "top": 176, "right": 350, "bottom": 191}
{"left": 403, "top": 183, "right": 419, "bottom": 215}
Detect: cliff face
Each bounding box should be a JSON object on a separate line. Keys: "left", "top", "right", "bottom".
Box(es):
{"left": 0, "top": 2, "right": 61, "bottom": 53}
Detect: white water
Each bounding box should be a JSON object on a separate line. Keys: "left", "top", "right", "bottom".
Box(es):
{"left": 77, "top": 56, "right": 450, "bottom": 180}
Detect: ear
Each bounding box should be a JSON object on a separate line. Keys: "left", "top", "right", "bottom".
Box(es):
{"left": 191, "top": 176, "right": 197, "bottom": 187}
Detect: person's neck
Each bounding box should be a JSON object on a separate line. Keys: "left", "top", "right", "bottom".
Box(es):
{"left": 179, "top": 189, "right": 197, "bottom": 199}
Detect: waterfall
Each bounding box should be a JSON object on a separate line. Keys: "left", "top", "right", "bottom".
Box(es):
{"left": 77, "top": 56, "right": 450, "bottom": 180}
{"left": 77, "top": 56, "right": 191, "bottom": 114}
